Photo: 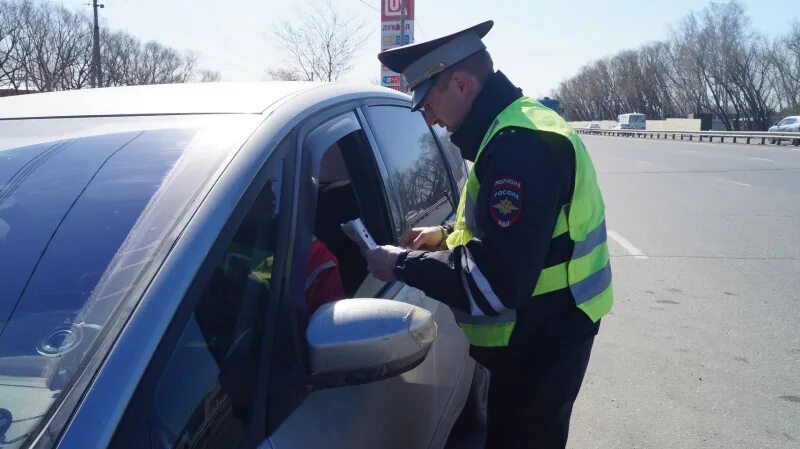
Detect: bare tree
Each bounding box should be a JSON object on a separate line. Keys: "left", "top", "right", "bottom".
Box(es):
{"left": 11, "top": 0, "right": 93, "bottom": 92}
{"left": 101, "top": 29, "right": 141, "bottom": 87}
{"left": 266, "top": 67, "right": 304, "bottom": 81}
{"left": 769, "top": 21, "right": 800, "bottom": 115}
{"left": 0, "top": 0, "right": 23, "bottom": 90}
{"left": 269, "top": 0, "right": 370, "bottom": 82}
{"left": 555, "top": 0, "right": 783, "bottom": 129}
{"left": 0, "top": 0, "right": 222, "bottom": 93}
{"left": 195, "top": 69, "right": 222, "bottom": 82}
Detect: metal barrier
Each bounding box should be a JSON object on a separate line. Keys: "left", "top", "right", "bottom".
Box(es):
{"left": 575, "top": 128, "right": 800, "bottom": 146}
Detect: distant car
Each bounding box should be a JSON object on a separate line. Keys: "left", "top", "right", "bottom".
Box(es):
{"left": 768, "top": 115, "right": 800, "bottom": 145}
{"left": 586, "top": 123, "right": 601, "bottom": 130}
{"left": 0, "top": 83, "right": 486, "bottom": 449}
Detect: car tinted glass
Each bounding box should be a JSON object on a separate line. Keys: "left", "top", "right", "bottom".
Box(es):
{"left": 112, "top": 159, "right": 287, "bottom": 449}
{"left": 0, "top": 115, "right": 262, "bottom": 448}
{"left": 433, "top": 127, "right": 467, "bottom": 195}
{"left": 364, "top": 106, "right": 453, "bottom": 232}
{"left": 781, "top": 118, "right": 796, "bottom": 125}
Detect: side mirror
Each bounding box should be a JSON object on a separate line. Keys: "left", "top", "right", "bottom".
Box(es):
{"left": 305, "top": 298, "right": 437, "bottom": 389}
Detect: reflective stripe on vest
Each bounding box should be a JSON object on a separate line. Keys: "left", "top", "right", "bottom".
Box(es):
{"left": 446, "top": 97, "right": 614, "bottom": 347}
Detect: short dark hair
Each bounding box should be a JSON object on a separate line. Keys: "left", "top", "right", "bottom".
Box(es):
{"left": 435, "top": 49, "right": 494, "bottom": 91}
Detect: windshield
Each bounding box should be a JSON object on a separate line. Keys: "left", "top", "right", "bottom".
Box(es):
{"left": 0, "top": 114, "right": 262, "bottom": 448}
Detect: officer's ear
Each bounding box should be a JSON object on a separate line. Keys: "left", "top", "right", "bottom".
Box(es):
{"left": 451, "top": 71, "right": 478, "bottom": 98}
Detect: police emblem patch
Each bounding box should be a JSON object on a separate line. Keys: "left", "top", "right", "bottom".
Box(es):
{"left": 489, "top": 178, "right": 523, "bottom": 228}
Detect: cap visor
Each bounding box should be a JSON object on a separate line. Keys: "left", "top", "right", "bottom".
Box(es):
{"left": 411, "top": 79, "right": 434, "bottom": 111}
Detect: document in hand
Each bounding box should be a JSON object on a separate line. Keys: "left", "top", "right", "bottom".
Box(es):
{"left": 340, "top": 218, "right": 378, "bottom": 250}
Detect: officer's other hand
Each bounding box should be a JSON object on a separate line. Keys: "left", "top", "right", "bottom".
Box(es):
{"left": 400, "top": 226, "right": 444, "bottom": 251}
{"left": 361, "top": 245, "right": 404, "bottom": 282}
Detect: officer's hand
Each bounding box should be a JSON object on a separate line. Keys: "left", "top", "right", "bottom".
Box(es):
{"left": 399, "top": 226, "right": 445, "bottom": 251}
{"left": 361, "top": 245, "right": 404, "bottom": 282}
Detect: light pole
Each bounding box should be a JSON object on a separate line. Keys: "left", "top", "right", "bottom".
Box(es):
{"left": 399, "top": 0, "right": 406, "bottom": 92}
{"left": 90, "top": 0, "right": 104, "bottom": 88}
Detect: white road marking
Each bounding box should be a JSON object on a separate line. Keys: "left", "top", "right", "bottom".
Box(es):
{"left": 607, "top": 230, "right": 649, "bottom": 260}
{"left": 748, "top": 157, "right": 774, "bottom": 162}
{"left": 721, "top": 179, "right": 751, "bottom": 187}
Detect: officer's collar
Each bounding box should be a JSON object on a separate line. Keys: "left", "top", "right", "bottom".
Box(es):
{"left": 450, "top": 71, "right": 523, "bottom": 161}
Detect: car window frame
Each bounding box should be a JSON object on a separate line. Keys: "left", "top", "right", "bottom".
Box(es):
{"left": 259, "top": 100, "right": 408, "bottom": 436}
{"left": 107, "top": 135, "right": 298, "bottom": 449}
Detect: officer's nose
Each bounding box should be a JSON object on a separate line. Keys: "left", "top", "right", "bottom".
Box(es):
{"left": 423, "top": 110, "right": 437, "bottom": 127}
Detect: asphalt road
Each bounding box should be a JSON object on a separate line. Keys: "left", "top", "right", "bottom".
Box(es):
{"left": 446, "top": 136, "right": 800, "bottom": 449}
{"left": 568, "top": 136, "right": 800, "bottom": 448}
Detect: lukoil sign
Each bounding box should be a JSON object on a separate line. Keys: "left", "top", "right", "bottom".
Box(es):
{"left": 382, "top": 0, "right": 414, "bottom": 21}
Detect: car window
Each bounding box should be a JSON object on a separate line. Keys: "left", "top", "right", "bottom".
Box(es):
{"left": 111, "top": 158, "right": 288, "bottom": 449}
{"left": 0, "top": 115, "right": 262, "bottom": 449}
{"left": 363, "top": 106, "right": 454, "bottom": 233}
{"left": 780, "top": 118, "right": 796, "bottom": 125}
{"left": 433, "top": 126, "right": 468, "bottom": 195}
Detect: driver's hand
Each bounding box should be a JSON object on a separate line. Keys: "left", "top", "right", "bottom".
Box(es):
{"left": 399, "top": 226, "right": 445, "bottom": 251}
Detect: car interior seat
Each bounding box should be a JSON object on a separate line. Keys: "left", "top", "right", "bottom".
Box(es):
{"left": 314, "top": 144, "right": 367, "bottom": 296}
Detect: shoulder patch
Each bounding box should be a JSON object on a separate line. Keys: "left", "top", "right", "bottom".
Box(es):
{"left": 489, "top": 178, "right": 523, "bottom": 228}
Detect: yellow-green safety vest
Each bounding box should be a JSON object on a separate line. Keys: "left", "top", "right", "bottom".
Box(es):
{"left": 446, "top": 97, "right": 614, "bottom": 347}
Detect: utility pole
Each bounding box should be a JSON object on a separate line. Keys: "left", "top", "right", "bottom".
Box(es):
{"left": 90, "top": 0, "right": 104, "bottom": 88}
{"left": 399, "top": 0, "right": 406, "bottom": 92}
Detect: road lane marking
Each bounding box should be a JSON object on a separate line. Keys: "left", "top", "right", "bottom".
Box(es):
{"left": 607, "top": 230, "right": 649, "bottom": 260}
{"left": 721, "top": 178, "right": 751, "bottom": 187}
{"left": 748, "top": 157, "right": 774, "bottom": 162}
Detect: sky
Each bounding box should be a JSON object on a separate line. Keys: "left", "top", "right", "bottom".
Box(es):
{"left": 54, "top": 0, "right": 798, "bottom": 98}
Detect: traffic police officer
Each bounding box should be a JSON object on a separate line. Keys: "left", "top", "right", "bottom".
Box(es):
{"left": 362, "top": 21, "right": 613, "bottom": 448}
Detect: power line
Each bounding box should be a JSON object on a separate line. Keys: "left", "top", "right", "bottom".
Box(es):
{"left": 414, "top": 17, "right": 426, "bottom": 40}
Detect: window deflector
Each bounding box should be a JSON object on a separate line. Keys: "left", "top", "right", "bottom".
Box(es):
{"left": 304, "top": 112, "right": 361, "bottom": 177}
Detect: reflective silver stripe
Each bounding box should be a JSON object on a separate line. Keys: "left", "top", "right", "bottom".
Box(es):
{"left": 463, "top": 252, "right": 509, "bottom": 315}
{"left": 453, "top": 309, "right": 516, "bottom": 325}
{"left": 460, "top": 266, "right": 487, "bottom": 316}
{"left": 573, "top": 220, "right": 607, "bottom": 259}
{"left": 571, "top": 262, "right": 612, "bottom": 305}
{"left": 305, "top": 261, "right": 337, "bottom": 290}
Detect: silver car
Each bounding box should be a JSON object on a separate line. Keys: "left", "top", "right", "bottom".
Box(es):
{"left": 0, "top": 82, "right": 488, "bottom": 449}
{"left": 768, "top": 115, "right": 800, "bottom": 145}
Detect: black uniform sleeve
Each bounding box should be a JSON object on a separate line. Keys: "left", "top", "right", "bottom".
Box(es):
{"left": 394, "top": 129, "right": 574, "bottom": 315}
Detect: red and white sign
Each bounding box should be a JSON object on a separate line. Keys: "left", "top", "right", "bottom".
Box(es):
{"left": 381, "top": 0, "right": 414, "bottom": 21}
{"left": 380, "top": 1, "right": 415, "bottom": 92}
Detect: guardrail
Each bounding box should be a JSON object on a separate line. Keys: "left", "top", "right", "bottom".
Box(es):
{"left": 575, "top": 128, "right": 800, "bottom": 146}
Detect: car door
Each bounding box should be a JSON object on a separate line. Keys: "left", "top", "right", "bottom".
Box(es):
{"left": 109, "top": 138, "right": 296, "bottom": 449}
{"left": 359, "top": 104, "right": 474, "bottom": 447}
{"left": 264, "top": 104, "right": 472, "bottom": 449}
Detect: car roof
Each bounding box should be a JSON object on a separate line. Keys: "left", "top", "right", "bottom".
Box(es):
{"left": 0, "top": 81, "right": 408, "bottom": 119}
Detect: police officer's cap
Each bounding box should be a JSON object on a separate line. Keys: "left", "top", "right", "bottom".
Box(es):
{"left": 378, "top": 20, "right": 493, "bottom": 111}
